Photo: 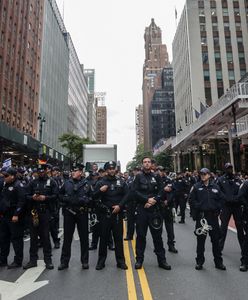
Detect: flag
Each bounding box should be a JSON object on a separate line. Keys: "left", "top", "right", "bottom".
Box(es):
{"left": 194, "top": 109, "right": 200, "bottom": 119}
{"left": 3, "top": 158, "right": 11, "bottom": 168}
{"left": 38, "top": 158, "right": 47, "bottom": 165}
{"left": 200, "top": 102, "right": 207, "bottom": 114}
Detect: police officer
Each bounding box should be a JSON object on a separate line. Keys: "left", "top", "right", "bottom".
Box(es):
{"left": 217, "top": 163, "right": 244, "bottom": 252}
{"left": 24, "top": 164, "right": 58, "bottom": 270}
{"left": 50, "top": 166, "right": 62, "bottom": 249}
{"left": 157, "top": 167, "right": 178, "bottom": 253}
{"left": 173, "top": 172, "right": 188, "bottom": 223}
{"left": 94, "top": 161, "right": 128, "bottom": 270}
{"left": 133, "top": 157, "right": 171, "bottom": 270}
{"left": 58, "top": 164, "right": 91, "bottom": 270}
{"left": 0, "top": 167, "right": 26, "bottom": 268}
{"left": 124, "top": 167, "right": 139, "bottom": 240}
{"left": 237, "top": 180, "right": 248, "bottom": 271}
{"left": 189, "top": 168, "right": 226, "bottom": 270}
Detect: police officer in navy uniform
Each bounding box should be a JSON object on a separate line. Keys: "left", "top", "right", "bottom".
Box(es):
{"left": 50, "top": 166, "right": 62, "bottom": 249}
{"left": 237, "top": 180, "right": 248, "bottom": 271}
{"left": 24, "top": 164, "right": 58, "bottom": 270}
{"left": 0, "top": 167, "right": 26, "bottom": 268}
{"left": 133, "top": 157, "right": 171, "bottom": 270}
{"left": 124, "top": 167, "right": 139, "bottom": 240}
{"left": 94, "top": 161, "right": 128, "bottom": 270}
{"left": 157, "top": 167, "right": 178, "bottom": 253}
{"left": 189, "top": 168, "right": 226, "bottom": 271}
{"left": 58, "top": 163, "right": 91, "bottom": 270}
{"left": 217, "top": 163, "right": 244, "bottom": 252}
{"left": 173, "top": 172, "right": 188, "bottom": 223}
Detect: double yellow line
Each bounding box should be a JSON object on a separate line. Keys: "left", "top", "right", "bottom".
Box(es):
{"left": 123, "top": 223, "right": 153, "bottom": 300}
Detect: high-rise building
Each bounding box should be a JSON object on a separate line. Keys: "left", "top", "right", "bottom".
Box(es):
{"left": 39, "top": 0, "right": 69, "bottom": 154}
{"left": 96, "top": 94, "right": 107, "bottom": 144}
{"left": 84, "top": 69, "right": 95, "bottom": 94}
{"left": 83, "top": 68, "right": 96, "bottom": 141}
{"left": 150, "top": 67, "right": 176, "bottom": 148}
{"left": 173, "top": 0, "right": 248, "bottom": 133}
{"left": 0, "top": 0, "right": 45, "bottom": 138}
{"left": 64, "top": 33, "right": 88, "bottom": 138}
{"left": 142, "top": 18, "right": 169, "bottom": 150}
{"left": 135, "top": 104, "right": 144, "bottom": 146}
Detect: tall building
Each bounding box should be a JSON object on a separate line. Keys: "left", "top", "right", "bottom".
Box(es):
{"left": 0, "top": 0, "right": 45, "bottom": 138}
{"left": 39, "top": 0, "right": 69, "bottom": 154}
{"left": 142, "top": 18, "right": 169, "bottom": 150}
{"left": 150, "top": 67, "right": 176, "bottom": 148}
{"left": 135, "top": 104, "right": 144, "bottom": 146}
{"left": 173, "top": 0, "right": 248, "bottom": 133}
{"left": 64, "top": 33, "right": 88, "bottom": 138}
{"left": 95, "top": 94, "right": 107, "bottom": 144}
{"left": 84, "top": 69, "right": 95, "bottom": 94}
{"left": 83, "top": 68, "right": 97, "bottom": 141}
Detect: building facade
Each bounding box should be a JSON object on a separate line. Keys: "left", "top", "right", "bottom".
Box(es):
{"left": 96, "top": 94, "right": 107, "bottom": 144}
{"left": 142, "top": 18, "right": 169, "bottom": 150}
{"left": 39, "top": 0, "right": 69, "bottom": 154}
{"left": 0, "top": 0, "right": 45, "bottom": 138}
{"left": 64, "top": 33, "right": 88, "bottom": 138}
{"left": 84, "top": 68, "right": 96, "bottom": 141}
{"left": 150, "top": 67, "right": 176, "bottom": 148}
{"left": 135, "top": 104, "right": 144, "bottom": 146}
{"left": 173, "top": 0, "right": 248, "bottom": 132}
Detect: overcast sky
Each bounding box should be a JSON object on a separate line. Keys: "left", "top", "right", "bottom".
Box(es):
{"left": 56, "top": 0, "right": 186, "bottom": 169}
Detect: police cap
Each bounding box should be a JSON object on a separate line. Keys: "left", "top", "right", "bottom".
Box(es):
{"left": 72, "top": 163, "right": 85, "bottom": 172}
{"left": 199, "top": 168, "right": 210, "bottom": 175}
{"left": 224, "top": 162, "right": 233, "bottom": 169}
{"left": 104, "top": 161, "right": 116, "bottom": 170}
{"left": 5, "top": 167, "right": 17, "bottom": 176}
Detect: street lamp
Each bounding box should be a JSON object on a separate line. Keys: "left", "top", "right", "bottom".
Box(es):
{"left": 37, "top": 113, "right": 46, "bottom": 143}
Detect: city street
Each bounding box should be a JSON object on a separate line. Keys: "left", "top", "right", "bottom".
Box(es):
{"left": 0, "top": 212, "right": 247, "bottom": 300}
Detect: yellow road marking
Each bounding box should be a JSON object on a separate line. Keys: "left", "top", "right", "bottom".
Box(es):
{"left": 131, "top": 239, "right": 153, "bottom": 300}
{"left": 123, "top": 223, "right": 137, "bottom": 300}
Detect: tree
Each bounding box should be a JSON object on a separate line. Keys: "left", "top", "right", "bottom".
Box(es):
{"left": 58, "top": 133, "right": 94, "bottom": 167}
{"left": 155, "top": 150, "right": 173, "bottom": 170}
{"left": 127, "top": 144, "right": 153, "bottom": 170}
{"left": 127, "top": 144, "right": 173, "bottom": 171}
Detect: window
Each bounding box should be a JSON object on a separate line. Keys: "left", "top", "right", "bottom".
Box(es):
{"left": 204, "top": 70, "right": 210, "bottom": 81}
{"left": 234, "top": 8, "right": 240, "bottom": 16}
{"left": 228, "top": 70, "right": 235, "bottom": 80}
{"left": 212, "top": 22, "right": 218, "bottom": 31}
{"left": 213, "top": 37, "right": 219, "bottom": 46}
{"left": 237, "top": 37, "right": 243, "bottom": 45}
{"left": 222, "top": 8, "right": 229, "bottom": 16}
{"left": 201, "top": 37, "right": 207, "bottom": 45}
{"left": 227, "top": 52, "right": 233, "bottom": 62}
{"left": 216, "top": 70, "right": 223, "bottom": 81}
{"left": 224, "top": 22, "right": 230, "bottom": 30}
{"left": 215, "top": 52, "right": 221, "bottom": 63}
{"left": 211, "top": 8, "right": 217, "bottom": 16}
{"left": 202, "top": 52, "right": 208, "bottom": 64}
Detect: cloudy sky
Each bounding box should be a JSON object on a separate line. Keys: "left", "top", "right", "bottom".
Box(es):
{"left": 56, "top": 0, "right": 186, "bottom": 169}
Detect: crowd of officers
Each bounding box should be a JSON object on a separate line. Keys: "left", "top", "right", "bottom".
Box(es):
{"left": 1, "top": 157, "right": 248, "bottom": 273}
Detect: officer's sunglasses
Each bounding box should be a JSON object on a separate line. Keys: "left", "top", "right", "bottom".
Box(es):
{"left": 4, "top": 174, "right": 10, "bottom": 178}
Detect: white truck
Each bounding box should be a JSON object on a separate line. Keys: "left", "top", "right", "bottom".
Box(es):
{"left": 82, "top": 144, "right": 118, "bottom": 171}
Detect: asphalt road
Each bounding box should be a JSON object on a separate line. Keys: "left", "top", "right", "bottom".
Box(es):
{"left": 0, "top": 211, "right": 247, "bottom": 300}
